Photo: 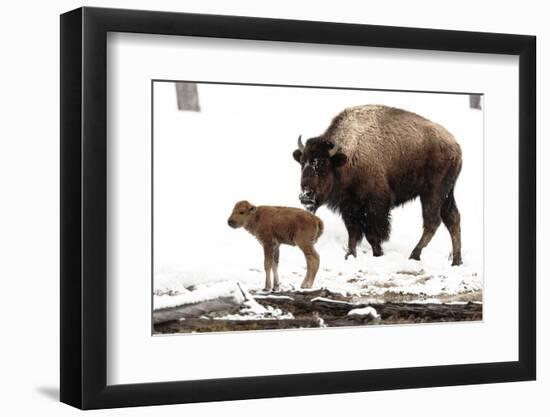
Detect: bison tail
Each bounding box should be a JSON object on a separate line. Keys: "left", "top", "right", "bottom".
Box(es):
{"left": 441, "top": 184, "right": 458, "bottom": 214}
{"left": 441, "top": 160, "right": 461, "bottom": 215}
{"left": 315, "top": 217, "right": 324, "bottom": 242}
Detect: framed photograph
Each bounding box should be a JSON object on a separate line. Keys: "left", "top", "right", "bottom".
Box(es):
{"left": 60, "top": 6, "right": 536, "bottom": 409}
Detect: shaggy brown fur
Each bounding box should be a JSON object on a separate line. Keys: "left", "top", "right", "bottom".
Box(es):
{"left": 293, "top": 105, "right": 463, "bottom": 266}
{"left": 227, "top": 201, "right": 324, "bottom": 290}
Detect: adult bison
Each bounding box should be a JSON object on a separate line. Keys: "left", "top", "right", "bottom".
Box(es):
{"left": 292, "top": 104, "right": 463, "bottom": 266}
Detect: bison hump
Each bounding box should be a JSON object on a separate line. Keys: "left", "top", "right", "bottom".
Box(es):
{"left": 323, "top": 104, "right": 457, "bottom": 168}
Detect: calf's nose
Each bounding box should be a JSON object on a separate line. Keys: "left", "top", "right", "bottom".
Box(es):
{"left": 227, "top": 219, "right": 235, "bottom": 227}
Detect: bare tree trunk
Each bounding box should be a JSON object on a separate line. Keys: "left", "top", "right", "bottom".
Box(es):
{"left": 469, "top": 94, "right": 482, "bottom": 110}
{"left": 175, "top": 82, "right": 201, "bottom": 111}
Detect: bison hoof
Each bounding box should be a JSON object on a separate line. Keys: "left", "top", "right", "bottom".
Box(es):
{"left": 344, "top": 251, "right": 357, "bottom": 260}
{"left": 262, "top": 287, "right": 272, "bottom": 292}
{"left": 272, "top": 286, "right": 280, "bottom": 292}
{"left": 451, "top": 259, "right": 463, "bottom": 266}
{"left": 409, "top": 251, "right": 421, "bottom": 261}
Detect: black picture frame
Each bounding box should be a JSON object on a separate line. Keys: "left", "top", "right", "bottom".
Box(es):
{"left": 60, "top": 6, "right": 536, "bottom": 410}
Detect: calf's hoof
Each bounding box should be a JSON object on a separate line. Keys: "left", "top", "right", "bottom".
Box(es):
{"left": 451, "top": 258, "right": 463, "bottom": 266}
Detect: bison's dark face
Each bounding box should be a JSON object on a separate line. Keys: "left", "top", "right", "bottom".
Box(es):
{"left": 292, "top": 136, "right": 348, "bottom": 212}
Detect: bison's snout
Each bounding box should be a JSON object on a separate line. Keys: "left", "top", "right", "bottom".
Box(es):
{"left": 299, "top": 190, "right": 315, "bottom": 204}
{"left": 299, "top": 190, "right": 318, "bottom": 213}
{"left": 299, "top": 190, "right": 315, "bottom": 203}
{"left": 227, "top": 219, "right": 237, "bottom": 228}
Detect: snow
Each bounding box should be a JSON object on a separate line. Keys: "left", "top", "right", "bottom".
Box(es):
{"left": 153, "top": 82, "right": 483, "bottom": 306}
{"left": 253, "top": 294, "right": 295, "bottom": 301}
{"left": 154, "top": 281, "right": 245, "bottom": 310}
{"left": 214, "top": 305, "right": 294, "bottom": 321}
{"left": 153, "top": 280, "right": 295, "bottom": 320}
{"left": 310, "top": 297, "right": 355, "bottom": 306}
{"left": 348, "top": 306, "right": 380, "bottom": 319}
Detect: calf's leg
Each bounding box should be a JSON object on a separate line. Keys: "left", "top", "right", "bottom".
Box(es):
{"left": 272, "top": 244, "right": 281, "bottom": 291}
{"left": 263, "top": 244, "right": 274, "bottom": 290}
{"left": 297, "top": 241, "right": 320, "bottom": 289}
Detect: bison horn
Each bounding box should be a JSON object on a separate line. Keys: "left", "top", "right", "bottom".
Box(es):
{"left": 328, "top": 143, "right": 341, "bottom": 157}
{"left": 297, "top": 135, "right": 305, "bottom": 151}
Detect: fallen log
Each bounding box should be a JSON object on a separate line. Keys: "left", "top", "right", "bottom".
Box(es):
{"left": 154, "top": 317, "right": 322, "bottom": 334}
{"left": 251, "top": 288, "right": 355, "bottom": 316}
{"left": 252, "top": 290, "right": 482, "bottom": 323}
{"left": 374, "top": 302, "right": 482, "bottom": 323}
{"left": 153, "top": 301, "right": 481, "bottom": 333}
{"left": 153, "top": 287, "right": 482, "bottom": 333}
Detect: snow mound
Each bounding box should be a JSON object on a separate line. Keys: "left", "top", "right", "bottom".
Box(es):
{"left": 348, "top": 306, "right": 380, "bottom": 319}
{"left": 311, "top": 297, "right": 354, "bottom": 306}
{"left": 154, "top": 281, "right": 246, "bottom": 311}
{"left": 154, "top": 280, "right": 295, "bottom": 320}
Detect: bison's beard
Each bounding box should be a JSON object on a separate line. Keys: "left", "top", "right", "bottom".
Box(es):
{"left": 304, "top": 202, "right": 319, "bottom": 213}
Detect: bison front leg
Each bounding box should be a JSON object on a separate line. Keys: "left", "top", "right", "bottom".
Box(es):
{"left": 262, "top": 244, "right": 274, "bottom": 291}
{"left": 364, "top": 210, "right": 390, "bottom": 257}
{"left": 361, "top": 196, "right": 391, "bottom": 257}
{"left": 342, "top": 212, "right": 364, "bottom": 260}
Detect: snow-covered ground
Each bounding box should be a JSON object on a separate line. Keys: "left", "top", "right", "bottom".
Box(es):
{"left": 153, "top": 82, "right": 483, "bottom": 311}
{"left": 154, "top": 281, "right": 293, "bottom": 320}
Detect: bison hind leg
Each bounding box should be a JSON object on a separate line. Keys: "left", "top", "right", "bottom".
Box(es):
{"left": 441, "top": 187, "right": 462, "bottom": 266}
{"left": 409, "top": 193, "right": 443, "bottom": 261}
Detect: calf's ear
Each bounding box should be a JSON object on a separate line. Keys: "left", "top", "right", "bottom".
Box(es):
{"left": 331, "top": 153, "right": 348, "bottom": 167}
{"left": 249, "top": 205, "right": 257, "bottom": 212}
{"left": 292, "top": 149, "right": 302, "bottom": 163}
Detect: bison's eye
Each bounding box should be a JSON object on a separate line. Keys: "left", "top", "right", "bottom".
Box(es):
{"left": 239, "top": 211, "right": 245, "bottom": 215}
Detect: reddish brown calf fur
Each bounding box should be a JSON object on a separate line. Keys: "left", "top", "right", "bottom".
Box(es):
{"left": 227, "top": 201, "right": 324, "bottom": 290}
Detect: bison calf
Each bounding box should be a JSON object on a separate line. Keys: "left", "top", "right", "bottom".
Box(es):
{"left": 227, "top": 200, "right": 324, "bottom": 290}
